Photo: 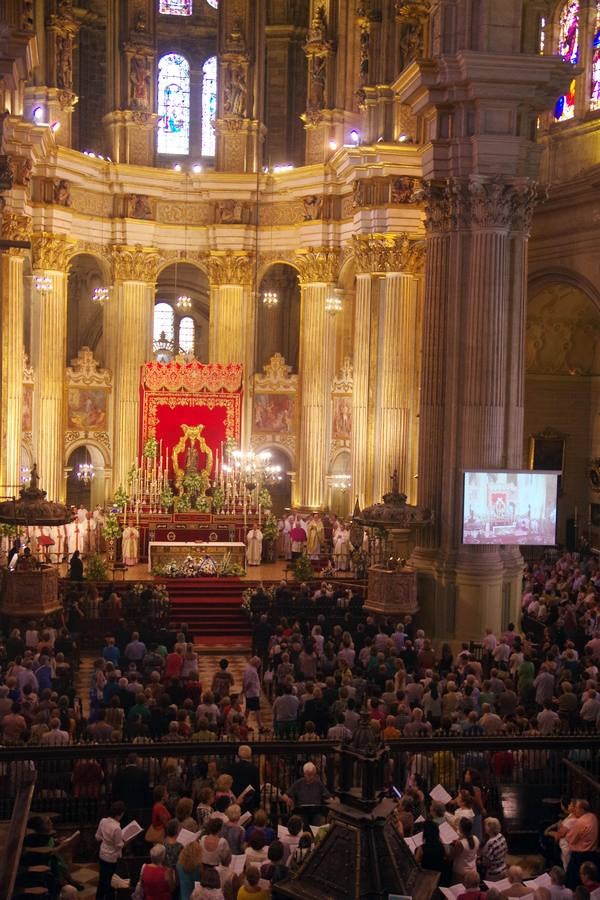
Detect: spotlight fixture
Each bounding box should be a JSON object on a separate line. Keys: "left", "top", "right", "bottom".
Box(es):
{"left": 32, "top": 106, "right": 44, "bottom": 123}
{"left": 350, "top": 129, "right": 360, "bottom": 144}
{"left": 50, "top": 121, "right": 61, "bottom": 133}
{"left": 173, "top": 163, "right": 182, "bottom": 172}
{"left": 192, "top": 163, "right": 202, "bottom": 173}
{"left": 329, "top": 140, "right": 338, "bottom": 150}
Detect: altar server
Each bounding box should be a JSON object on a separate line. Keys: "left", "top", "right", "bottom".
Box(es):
{"left": 246, "top": 523, "right": 263, "bottom": 566}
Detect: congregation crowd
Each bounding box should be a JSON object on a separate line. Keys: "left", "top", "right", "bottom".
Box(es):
{"left": 3, "top": 549, "right": 600, "bottom": 898}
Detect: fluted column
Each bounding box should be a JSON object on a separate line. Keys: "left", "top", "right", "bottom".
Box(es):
{"left": 107, "top": 246, "right": 159, "bottom": 491}
{"left": 0, "top": 214, "right": 31, "bottom": 492}
{"left": 373, "top": 238, "right": 424, "bottom": 503}
{"left": 351, "top": 272, "right": 372, "bottom": 510}
{"left": 31, "top": 234, "right": 74, "bottom": 501}
{"left": 295, "top": 248, "right": 339, "bottom": 509}
{"left": 207, "top": 253, "right": 253, "bottom": 365}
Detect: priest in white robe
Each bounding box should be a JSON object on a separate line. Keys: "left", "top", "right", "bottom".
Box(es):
{"left": 333, "top": 525, "right": 351, "bottom": 571}
{"left": 122, "top": 523, "right": 140, "bottom": 566}
{"left": 246, "top": 524, "right": 263, "bottom": 566}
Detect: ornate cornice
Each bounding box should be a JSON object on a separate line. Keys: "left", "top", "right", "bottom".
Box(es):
{"left": 66, "top": 347, "right": 111, "bottom": 387}
{"left": 294, "top": 247, "right": 340, "bottom": 284}
{"left": 1, "top": 213, "right": 32, "bottom": 254}
{"left": 207, "top": 252, "right": 253, "bottom": 286}
{"left": 111, "top": 244, "right": 160, "bottom": 283}
{"left": 254, "top": 353, "right": 298, "bottom": 393}
{"left": 31, "top": 232, "right": 75, "bottom": 271}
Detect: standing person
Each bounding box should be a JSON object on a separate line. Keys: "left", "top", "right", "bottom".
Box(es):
{"left": 242, "top": 657, "right": 264, "bottom": 733}
{"left": 565, "top": 799, "right": 599, "bottom": 888}
{"left": 69, "top": 550, "right": 84, "bottom": 582}
{"left": 450, "top": 817, "right": 480, "bottom": 882}
{"left": 246, "top": 524, "right": 263, "bottom": 567}
{"left": 95, "top": 802, "right": 125, "bottom": 900}
{"left": 121, "top": 521, "right": 140, "bottom": 566}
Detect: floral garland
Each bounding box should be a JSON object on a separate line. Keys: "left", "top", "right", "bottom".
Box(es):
{"left": 143, "top": 437, "right": 158, "bottom": 459}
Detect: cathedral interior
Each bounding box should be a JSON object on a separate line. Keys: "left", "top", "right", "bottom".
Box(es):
{"left": 1, "top": 0, "right": 600, "bottom": 638}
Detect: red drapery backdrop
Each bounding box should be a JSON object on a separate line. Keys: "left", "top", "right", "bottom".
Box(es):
{"left": 140, "top": 361, "right": 243, "bottom": 478}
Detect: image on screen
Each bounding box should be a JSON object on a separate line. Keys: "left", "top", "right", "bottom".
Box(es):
{"left": 462, "top": 471, "right": 559, "bottom": 546}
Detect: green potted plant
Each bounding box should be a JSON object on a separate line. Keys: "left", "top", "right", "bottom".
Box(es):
{"left": 261, "top": 513, "right": 279, "bottom": 563}
{"left": 292, "top": 552, "right": 314, "bottom": 583}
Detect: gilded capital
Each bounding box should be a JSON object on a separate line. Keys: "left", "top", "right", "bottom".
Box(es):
{"left": 111, "top": 244, "right": 160, "bottom": 283}
{"left": 1, "top": 213, "right": 32, "bottom": 254}
{"left": 207, "top": 252, "right": 253, "bottom": 286}
{"left": 294, "top": 247, "right": 340, "bottom": 284}
{"left": 352, "top": 233, "right": 424, "bottom": 275}
{"left": 31, "top": 232, "right": 75, "bottom": 271}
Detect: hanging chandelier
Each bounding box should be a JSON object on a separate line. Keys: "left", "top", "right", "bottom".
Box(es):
{"left": 33, "top": 274, "right": 52, "bottom": 294}
{"left": 176, "top": 294, "right": 192, "bottom": 310}
{"left": 325, "top": 288, "right": 343, "bottom": 315}
{"left": 262, "top": 290, "right": 278, "bottom": 307}
{"left": 91, "top": 286, "right": 111, "bottom": 304}
{"left": 77, "top": 462, "right": 95, "bottom": 484}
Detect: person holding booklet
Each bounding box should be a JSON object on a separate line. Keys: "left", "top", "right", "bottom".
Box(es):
{"left": 95, "top": 801, "right": 129, "bottom": 900}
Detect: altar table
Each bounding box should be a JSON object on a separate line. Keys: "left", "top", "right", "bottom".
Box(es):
{"left": 148, "top": 541, "right": 246, "bottom": 573}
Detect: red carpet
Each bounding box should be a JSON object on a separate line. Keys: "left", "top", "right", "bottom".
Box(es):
{"left": 156, "top": 577, "right": 255, "bottom": 642}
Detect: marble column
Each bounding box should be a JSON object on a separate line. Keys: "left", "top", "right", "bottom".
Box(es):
{"left": 31, "top": 233, "right": 74, "bottom": 501}
{"left": 351, "top": 272, "right": 372, "bottom": 510}
{"left": 0, "top": 214, "right": 31, "bottom": 492}
{"left": 108, "top": 245, "right": 159, "bottom": 491}
{"left": 295, "top": 248, "right": 339, "bottom": 509}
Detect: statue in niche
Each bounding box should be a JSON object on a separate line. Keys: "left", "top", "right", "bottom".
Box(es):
{"left": 134, "top": 8, "right": 147, "bottom": 32}
{"left": 185, "top": 445, "right": 200, "bottom": 476}
{"left": 359, "top": 26, "right": 370, "bottom": 85}
{"left": 225, "top": 20, "right": 247, "bottom": 55}
{"left": 130, "top": 56, "right": 151, "bottom": 110}
{"left": 308, "top": 4, "right": 328, "bottom": 44}
{"left": 390, "top": 468, "right": 400, "bottom": 495}
{"left": 128, "top": 194, "right": 153, "bottom": 219}
{"left": 391, "top": 176, "right": 416, "bottom": 204}
{"left": 215, "top": 199, "right": 243, "bottom": 224}
{"left": 223, "top": 65, "right": 247, "bottom": 117}
{"left": 399, "top": 22, "right": 423, "bottom": 70}
{"left": 56, "top": 34, "right": 72, "bottom": 90}
{"left": 308, "top": 55, "right": 327, "bottom": 111}
{"left": 21, "top": 0, "right": 33, "bottom": 31}
{"left": 53, "top": 179, "right": 71, "bottom": 207}
{"left": 303, "top": 195, "right": 323, "bottom": 221}
{"left": 29, "top": 463, "right": 40, "bottom": 491}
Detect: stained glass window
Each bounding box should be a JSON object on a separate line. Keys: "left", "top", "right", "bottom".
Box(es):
{"left": 591, "top": 2, "right": 600, "bottom": 110}
{"left": 179, "top": 317, "right": 195, "bottom": 353}
{"left": 157, "top": 53, "right": 190, "bottom": 155}
{"left": 539, "top": 16, "right": 546, "bottom": 54}
{"left": 554, "top": 1, "right": 579, "bottom": 121}
{"left": 201, "top": 55, "right": 217, "bottom": 156}
{"left": 153, "top": 303, "right": 174, "bottom": 348}
{"left": 159, "top": 0, "right": 192, "bottom": 15}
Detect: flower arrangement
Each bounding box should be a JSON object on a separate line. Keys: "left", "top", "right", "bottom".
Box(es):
{"left": 154, "top": 554, "right": 218, "bottom": 577}
{"left": 258, "top": 488, "right": 273, "bottom": 509}
{"left": 224, "top": 436, "right": 237, "bottom": 455}
{"left": 262, "top": 513, "right": 279, "bottom": 542}
{"left": 173, "top": 493, "right": 191, "bottom": 512}
{"left": 217, "top": 552, "right": 246, "bottom": 577}
{"left": 320, "top": 562, "right": 336, "bottom": 578}
{"left": 113, "top": 485, "right": 128, "bottom": 511}
{"left": 183, "top": 471, "right": 208, "bottom": 495}
{"left": 0, "top": 523, "right": 17, "bottom": 538}
{"left": 102, "top": 512, "right": 122, "bottom": 540}
{"left": 160, "top": 486, "right": 174, "bottom": 510}
{"left": 195, "top": 495, "right": 210, "bottom": 513}
{"left": 211, "top": 485, "right": 225, "bottom": 513}
{"left": 143, "top": 437, "right": 158, "bottom": 459}
{"left": 351, "top": 548, "right": 370, "bottom": 579}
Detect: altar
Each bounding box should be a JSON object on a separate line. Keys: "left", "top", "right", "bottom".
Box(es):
{"left": 148, "top": 540, "right": 246, "bottom": 573}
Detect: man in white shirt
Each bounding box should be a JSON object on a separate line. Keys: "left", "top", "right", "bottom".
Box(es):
{"left": 95, "top": 801, "right": 125, "bottom": 900}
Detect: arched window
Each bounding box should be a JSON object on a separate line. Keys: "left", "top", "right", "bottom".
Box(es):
{"left": 159, "top": 0, "right": 192, "bottom": 14}
{"left": 201, "top": 56, "right": 217, "bottom": 157}
{"left": 179, "top": 316, "right": 195, "bottom": 353}
{"left": 153, "top": 302, "right": 175, "bottom": 348}
{"left": 157, "top": 53, "right": 190, "bottom": 155}
{"left": 591, "top": 2, "right": 600, "bottom": 110}
{"left": 555, "top": 1, "right": 579, "bottom": 120}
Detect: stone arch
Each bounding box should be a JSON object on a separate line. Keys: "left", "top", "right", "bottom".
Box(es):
{"left": 526, "top": 277, "right": 600, "bottom": 376}
{"left": 250, "top": 443, "right": 293, "bottom": 515}
{"left": 67, "top": 252, "right": 111, "bottom": 367}
{"left": 256, "top": 262, "right": 301, "bottom": 373}
{"left": 154, "top": 261, "right": 210, "bottom": 362}
{"left": 64, "top": 441, "right": 111, "bottom": 509}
